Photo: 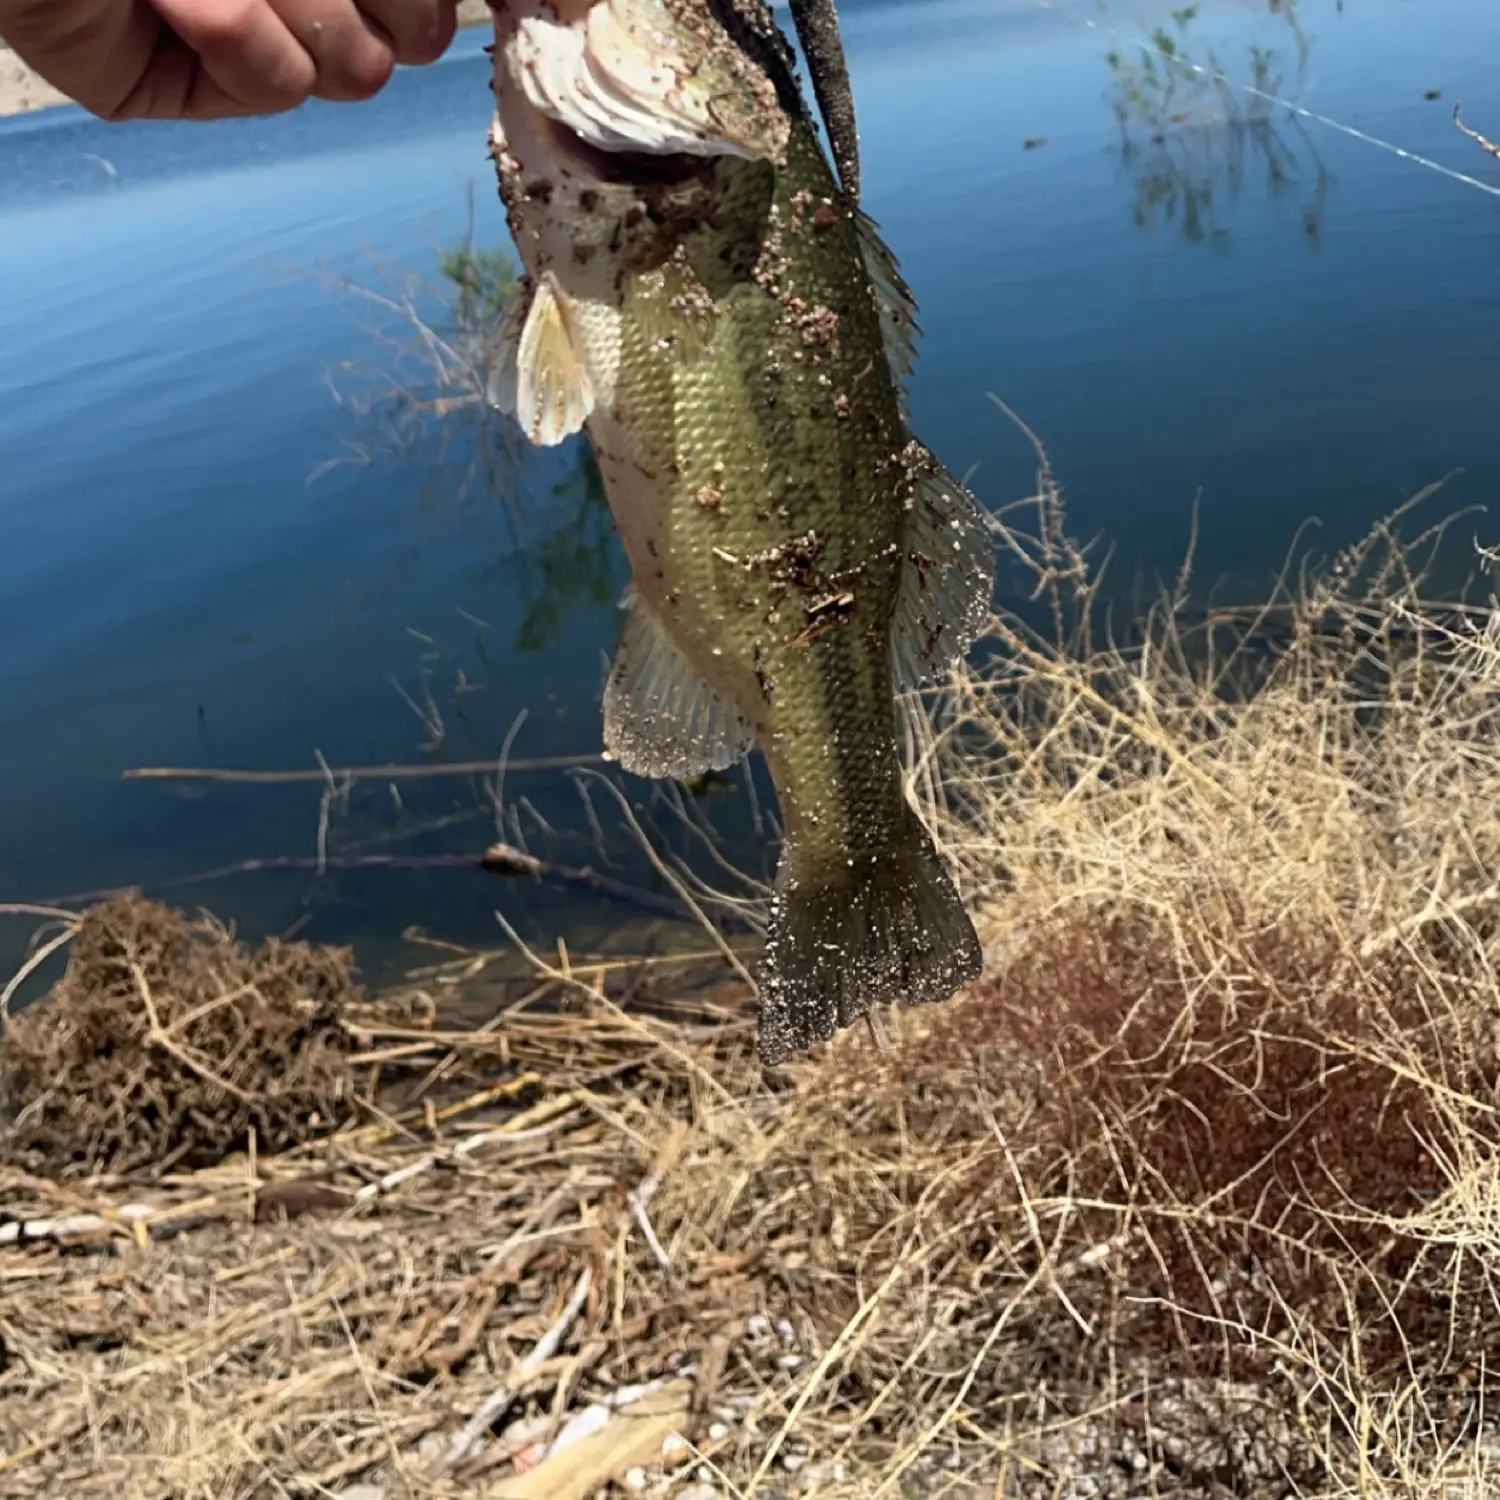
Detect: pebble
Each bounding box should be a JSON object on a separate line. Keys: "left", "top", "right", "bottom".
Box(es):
{"left": 707, "top": 1421, "right": 730, "bottom": 1441}
{"left": 623, "top": 1467, "right": 649, "bottom": 1493}
{"left": 335, "top": 1488, "right": 385, "bottom": 1500}
{"left": 674, "top": 1487, "right": 722, "bottom": 1500}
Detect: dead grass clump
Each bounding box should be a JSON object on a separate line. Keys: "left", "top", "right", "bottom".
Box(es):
{"left": 0, "top": 892, "right": 367, "bottom": 1176}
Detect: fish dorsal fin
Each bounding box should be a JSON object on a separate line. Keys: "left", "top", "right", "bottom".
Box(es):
{"left": 502, "top": 272, "right": 594, "bottom": 448}
{"left": 890, "top": 453, "right": 995, "bottom": 690}
{"left": 855, "top": 210, "right": 920, "bottom": 406}
{"left": 603, "top": 593, "right": 755, "bottom": 779}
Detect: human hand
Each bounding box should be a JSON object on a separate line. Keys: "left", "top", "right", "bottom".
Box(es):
{"left": 0, "top": 0, "right": 459, "bottom": 120}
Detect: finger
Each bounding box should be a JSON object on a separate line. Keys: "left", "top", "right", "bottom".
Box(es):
{"left": 1, "top": 0, "right": 162, "bottom": 118}
{"left": 354, "top": 0, "right": 458, "bottom": 66}
{"left": 110, "top": 30, "right": 272, "bottom": 118}
{"left": 150, "top": 0, "right": 317, "bottom": 114}
{"left": 268, "top": 0, "right": 395, "bottom": 101}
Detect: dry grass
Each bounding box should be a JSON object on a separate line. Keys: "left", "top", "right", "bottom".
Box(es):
{"left": 4, "top": 441, "right": 1500, "bottom": 1497}
{"left": 0, "top": 895, "right": 369, "bottom": 1178}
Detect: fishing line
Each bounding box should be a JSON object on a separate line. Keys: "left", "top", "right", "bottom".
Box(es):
{"left": 1031, "top": 0, "right": 1500, "bottom": 201}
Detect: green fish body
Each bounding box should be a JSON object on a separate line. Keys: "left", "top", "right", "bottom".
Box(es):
{"left": 489, "top": 0, "right": 992, "bottom": 1062}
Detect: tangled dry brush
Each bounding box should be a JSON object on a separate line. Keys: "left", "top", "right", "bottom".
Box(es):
{"left": 3, "top": 450, "right": 1500, "bottom": 1498}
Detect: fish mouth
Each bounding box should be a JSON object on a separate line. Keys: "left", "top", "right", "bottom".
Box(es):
{"left": 539, "top": 111, "right": 715, "bottom": 189}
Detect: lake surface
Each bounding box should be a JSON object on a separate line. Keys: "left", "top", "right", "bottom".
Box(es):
{"left": 2, "top": 0, "right": 1499, "bottom": 990}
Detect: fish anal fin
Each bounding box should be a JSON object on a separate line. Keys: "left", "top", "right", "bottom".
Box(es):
{"left": 890, "top": 452, "right": 995, "bottom": 690}
{"left": 514, "top": 272, "right": 594, "bottom": 447}
{"left": 603, "top": 595, "right": 754, "bottom": 779}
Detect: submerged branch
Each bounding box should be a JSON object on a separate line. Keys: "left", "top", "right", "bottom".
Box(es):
{"left": 31, "top": 844, "right": 758, "bottom": 934}
{"left": 121, "top": 754, "right": 602, "bottom": 785}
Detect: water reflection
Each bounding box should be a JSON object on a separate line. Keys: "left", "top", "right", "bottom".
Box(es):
{"left": 1105, "top": 0, "right": 1332, "bottom": 251}
{"left": 327, "top": 206, "right": 622, "bottom": 658}
{"left": 498, "top": 450, "right": 623, "bottom": 655}
{"left": 318, "top": 193, "right": 526, "bottom": 518}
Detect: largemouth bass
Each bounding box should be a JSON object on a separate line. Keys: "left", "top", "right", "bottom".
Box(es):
{"left": 486, "top": 0, "right": 993, "bottom": 1063}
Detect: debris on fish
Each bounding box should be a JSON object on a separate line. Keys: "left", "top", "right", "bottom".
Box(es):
{"left": 486, "top": 0, "right": 994, "bottom": 1064}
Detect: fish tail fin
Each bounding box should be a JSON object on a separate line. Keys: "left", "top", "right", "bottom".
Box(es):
{"left": 757, "top": 809, "right": 982, "bottom": 1065}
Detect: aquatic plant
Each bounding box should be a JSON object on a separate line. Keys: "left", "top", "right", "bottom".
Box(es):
{"left": 1104, "top": 0, "right": 1332, "bottom": 251}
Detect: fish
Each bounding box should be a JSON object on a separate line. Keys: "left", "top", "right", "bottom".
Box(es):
{"left": 485, "top": 0, "right": 994, "bottom": 1063}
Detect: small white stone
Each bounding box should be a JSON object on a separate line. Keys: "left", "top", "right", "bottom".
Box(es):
{"left": 335, "top": 1489, "right": 385, "bottom": 1500}
{"left": 781, "top": 1453, "right": 806, "bottom": 1473}
{"left": 623, "top": 1467, "right": 648, "bottom": 1493}
{"left": 674, "top": 1486, "right": 722, "bottom": 1500}
{"left": 707, "top": 1422, "right": 730, "bottom": 1441}
{"left": 662, "top": 1432, "right": 689, "bottom": 1458}
{"left": 777, "top": 1353, "right": 804, "bottom": 1370}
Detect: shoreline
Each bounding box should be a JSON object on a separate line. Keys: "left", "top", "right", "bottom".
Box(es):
{"left": 0, "top": 2, "right": 492, "bottom": 121}
{"left": 0, "top": 45, "right": 68, "bottom": 118}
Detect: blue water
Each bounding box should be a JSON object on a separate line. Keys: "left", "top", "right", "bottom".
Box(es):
{"left": 2, "top": 0, "right": 1498, "bottom": 986}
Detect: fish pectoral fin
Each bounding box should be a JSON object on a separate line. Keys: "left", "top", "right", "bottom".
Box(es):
{"left": 889, "top": 454, "right": 995, "bottom": 690}
{"left": 511, "top": 272, "right": 595, "bottom": 447}
{"left": 485, "top": 281, "right": 528, "bottom": 418}
{"left": 856, "top": 211, "right": 920, "bottom": 410}
{"left": 603, "top": 596, "right": 755, "bottom": 780}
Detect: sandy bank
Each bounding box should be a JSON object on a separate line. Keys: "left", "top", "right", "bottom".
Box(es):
{"left": 0, "top": 45, "right": 68, "bottom": 118}
{"left": 0, "top": 2, "right": 492, "bottom": 121}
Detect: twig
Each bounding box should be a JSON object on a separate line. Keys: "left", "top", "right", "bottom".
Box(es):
{"left": 121, "top": 754, "right": 600, "bottom": 785}
{"left": 352, "top": 1093, "right": 580, "bottom": 1202}
{"left": 629, "top": 1186, "right": 673, "bottom": 1272}
{"left": 482, "top": 841, "right": 759, "bottom": 932}
{"left": 436, "top": 1266, "right": 595, "bottom": 1474}
{"left": 1454, "top": 103, "right": 1500, "bottom": 158}
{"left": 433, "top": 1121, "right": 687, "bottom": 1477}
{"left": 0, "top": 920, "right": 77, "bottom": 1019}
{"left": 132, "top": 961, "right": 255, "bottom": 1103}
{"left": 0, "top": 1202, "right": 157, "bottom": 1247}
{"left": 31, "top": 845, "right": 748, "bottom": 936}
